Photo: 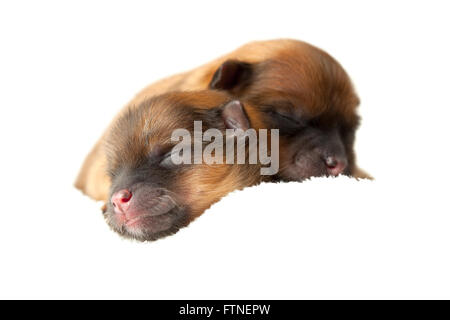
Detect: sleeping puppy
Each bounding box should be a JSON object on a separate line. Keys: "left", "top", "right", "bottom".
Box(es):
{"left": 208, "top": 41, "right": 368, "bottom": 181}
{"left": 76, "top": 91, "right": 269, "bottom": 241}
{"left": 131, "top": 39, "right": 371, "bottom": 181}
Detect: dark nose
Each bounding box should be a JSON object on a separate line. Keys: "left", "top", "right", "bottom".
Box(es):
{"left": 111, "top": 189, "right": 132, "bottom": 214}
{"left": 324, "top": 156, "right": 347, "bottom": 176}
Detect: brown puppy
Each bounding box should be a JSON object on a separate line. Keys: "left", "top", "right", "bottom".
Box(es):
{"left": 77, "top": 90, "right": 269, "bottom": 241}
{"left": 130, "top": 39, "right": 370, "bottom": 180}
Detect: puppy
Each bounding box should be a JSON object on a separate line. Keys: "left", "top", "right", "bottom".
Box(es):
{"left": 131, "top": 39, "right": 371, "bottom": 180}
{"left": 77, "top": 91, "right": 269, "bottom": 241}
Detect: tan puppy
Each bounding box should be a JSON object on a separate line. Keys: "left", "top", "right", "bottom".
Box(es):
{"left": 80, "top": 90, "right": 270, "bottom": 240}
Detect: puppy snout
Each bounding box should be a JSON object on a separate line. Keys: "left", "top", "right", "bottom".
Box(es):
{"left": 323, "top": 155, "right": 347, "bottom": 176}
{"left": 111, "top": 189, "right": 133, "bottom": 214}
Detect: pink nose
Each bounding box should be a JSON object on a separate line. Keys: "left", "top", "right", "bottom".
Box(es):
{"left": 111, "top": 189, "right": 132, "bottom": 214}
{"left": 324, "top": 156, "right": 347, "bottom": 176}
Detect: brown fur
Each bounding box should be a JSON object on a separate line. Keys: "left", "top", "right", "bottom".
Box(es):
{"left": 98, "top": 91, "right": 265, "bottom": 240}
{"left": 76, "top": 38, "right": 370, "bottom": 203}
{"left": 129, "top": 39, "right": 370, "bottom": 179}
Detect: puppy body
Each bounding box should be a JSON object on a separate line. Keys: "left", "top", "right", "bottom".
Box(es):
{"left": 131, "top": 40, "right": 297, "bottom": 105}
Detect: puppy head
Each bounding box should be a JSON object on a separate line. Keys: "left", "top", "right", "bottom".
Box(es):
{"left": 103, "top": 91, "right": 262, "bottom": 241}
{"left": 209, "top": 39, "right": 367, "bottom": 181}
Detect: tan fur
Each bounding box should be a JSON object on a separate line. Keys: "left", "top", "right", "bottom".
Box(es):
{"left": 75, "top": 39, "right": 370, "bottom": 202}
{"left": 74, "top": 139, "right": 110, "bottom": 201}
{"left": 100, "top": 91, "right": 263, "bottom": 237}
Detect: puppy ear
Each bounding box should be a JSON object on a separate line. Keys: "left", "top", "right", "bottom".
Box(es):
{"left": 209, "top": 60, "right": 253, "bottom": 91}
{"left": 221, "top": 100, "right": 250, "bottom": 131}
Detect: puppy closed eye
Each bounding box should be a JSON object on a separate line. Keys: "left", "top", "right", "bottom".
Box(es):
{"left": 146, "top": 145, "right": 179, "bottom": 169}
{"left": 159, "top": 150, "right": 183, "bottom": 169}
{"left": 265, "top": 109, "right": 306, "bottom": 134}
{"left": 159, "top": 150, "right": 178, "bottom": 169}
{"left": 159, "top": 147, "right": 194, "bottom": 169}
{"left": 272, "top": 111, "right": 301, "bottom": 125}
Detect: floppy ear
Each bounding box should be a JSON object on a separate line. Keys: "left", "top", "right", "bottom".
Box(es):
{"left": 221, "top": 100, "right": 250, "bottom": 131}
{"left": 209, "top": 60, "right": 253, "bottom": 91}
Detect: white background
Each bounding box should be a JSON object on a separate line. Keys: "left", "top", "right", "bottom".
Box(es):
{"left": 1, "top": 0, "right": 449, "bottom": 299}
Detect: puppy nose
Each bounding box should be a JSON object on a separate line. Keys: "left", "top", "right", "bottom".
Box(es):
{"left": 111, "top": 189, "right": 132, "bottom": 214}
{"left": 324, "top": 156, "right": 347, "bottom": 176}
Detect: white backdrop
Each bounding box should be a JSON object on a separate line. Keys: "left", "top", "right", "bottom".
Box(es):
{"left": 1, "top": 0, "right": 449, "bottom": 299}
